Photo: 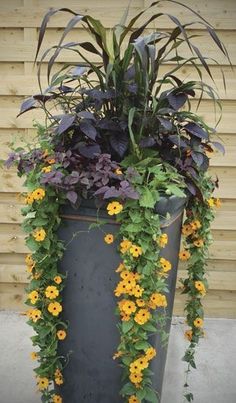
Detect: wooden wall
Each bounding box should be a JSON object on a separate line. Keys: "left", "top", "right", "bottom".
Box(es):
{"left": 0, "top": 0, "right": 235, "bottom": 317}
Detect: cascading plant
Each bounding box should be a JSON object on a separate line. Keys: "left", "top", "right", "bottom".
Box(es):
{"left": 6, "top": 1, "right": 229, "bottom": 402}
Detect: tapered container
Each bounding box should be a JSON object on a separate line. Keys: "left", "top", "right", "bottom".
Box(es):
{"left": 57, "top": 196, "right": 186, "bottom": 402}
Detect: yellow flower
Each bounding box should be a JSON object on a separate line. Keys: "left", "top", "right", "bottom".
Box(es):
{"left": 129, "top": 372, "right": 143, "bottom": 385}
{"left": 121, "top": 300, "right": 137, "bottom": 315}
{"left": 47, "top": 158, "right": 56, "bottom": 164}
{"left": 30, "top": 352, "right": 38, "bottom": 360}
{"left": 193, "top": 318, "right": 204, "bottom": 328}
{"left": 136, "top": 299, "right": 146, "bottom": 307}
{"left": 130, "top": 361, "right": 142, "bottom": 374}
{"left": 25, "top": 193, "right": 34, "bottom": 204}
{"left": 33, "top": 228, "right": 46, "bottom": 242}
{"left": 135, "top": 356, "right": 149, "bottom": 370}
{"left": 179, "top": 250, "right": 191, "bottom": 261}
{"left": 182, "top": 224, "right": 194, "bottom": 236}
{"left": 107, "top": 201, "right": 123, "bottom": 216}
{"left": 48, "top": 302, "right": 62, "bottom": 316}
{"left": 115, "top": 263, "right": 126, "bottom": 272}
{"left": 31, "top": 309, "right": 41, "bottom": 323}
{"left": 52, "top": 395, "right": 62, "bottom": 403}
{"left": 28, "top": 290, "right": 39, "bottom": 305}
{"left": 160, "top": 257, "right": 172, "bottom": 272}
{"left": 45, "top": 286, "right": 59, "bottom": 300}
{"left": 55, "top": 376, "right": 64, "bottom": 385}
{"left": 158, "top": 233, "right": 168, "bottom": 248}
{"left": 120, "top": 239, "right": 132, "bottom": 254}
{"left": 134, "top": 309, "right": 151, "bottom": 325}
{"left": 194, "top": 281, "right": 206, "bottom": 295}
{"left": 145, "top": 347, "right": 157, "bottom": 361}
{"left": 104, "top": 233, "right": 114, "bottom": 244}
{"left": 54, "top": 276, "right": 62, "bottom": 284}
{"left": 149, "top": 293, "right": 167, "bottom": 308}
{"left": 54, "top": 368, "right": 62, "bottom": 378}
{"left": 207, "top": 198, "right": 215, "bottom": 208}
{"left": 113, "top": 351, "right": 123, "bottom": 360}
{"left": 57, "top": 330, "right": 67, "bottom": 340}
{"left": 185, "top": 330, "right": 193, "bottom": 341}
{"left": 129, "top": 395, "right": 140, "bottom": 403}
{"left": 214, "top": 198, "right": 221, "bottom": 208}
{"left": 193, "top": 239, "right": 204, "bottom": 248}
{"left": 130, "top": 245, "right": 142, "bottom": 258}
{"left": 37, "top": 377, "right": 49, "bottom": 390}
{"left": 41, "top": 166, "right": 52, "bottom": 173}
{"left": 32, "top": 188, "right": 45, "bottom": 201}
{"left": 190, "top": 220, "right": 201, "bottom": 231}
{"left": 25, "top": 254, "right": 34, "bottom": 266}
{"left": 121, "top": 312, "right": 131, "bottom": 322}
{"left": 132, "top": 285, "right": 144, "bottom": 298}
{"left": 115, "top": 168, "right": 123, "bottom": 175}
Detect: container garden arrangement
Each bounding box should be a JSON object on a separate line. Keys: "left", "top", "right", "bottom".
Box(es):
{"left": 6, "top": 1, "right": 229, "bottom": 402}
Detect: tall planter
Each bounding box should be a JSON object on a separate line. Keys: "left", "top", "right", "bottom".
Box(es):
{"left": 57, "top": 197, "right": 186, "bottom": 402}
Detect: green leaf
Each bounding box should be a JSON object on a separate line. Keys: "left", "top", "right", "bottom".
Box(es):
{"left": 145, "top": 388, "right": 159, "bottom": 403}
{"left": 26, "top": 237, "right": 40, "bottom": 252}
{"left": 139, "top": 188, "right": 156, "bottom": 208}
{"left": 122, "top": 320, "right": 133, "bottom": 334}
{"left": 120, "top": 382, "right": 136, "bottom": 396}
{"left": 166, "top": 185, "right": 186, "bottom": 198}
{"left": 137, "top": 388, "right": 147, "bottom": 400}
{"left": 134, "top": 341, "right": 150, "bottom": 351}
{"left": 142, "top": 323, "right": 157, "bottom": 332}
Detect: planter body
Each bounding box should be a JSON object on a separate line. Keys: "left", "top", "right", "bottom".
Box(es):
{"left": 57, "top": 197, "right": 186, "bottom": 402}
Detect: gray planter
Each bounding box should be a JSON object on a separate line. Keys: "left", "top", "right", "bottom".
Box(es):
{"left": 57, "top": 197, "right": 186, "bottom": 402}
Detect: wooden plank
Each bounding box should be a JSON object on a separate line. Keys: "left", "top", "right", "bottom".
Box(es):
{"left": 174, "top": 289, "right": 236, "bottom": 318}
{"left": 0, "top": 264, "right": 28, "bottom": 283}
{"left": 177, "top": 270, "right": 236, "bottom": 291}
{"left": 1, "top": 0, "right": 236, "bottom": 30}
{"left": 0, "top": 224, "right": 28, "bottom": 254}
{"left": 0, "top": 282, "right": 26, "bottom": 310}
{"left": 0, "top": 29, "right": 235, "bottom": 65}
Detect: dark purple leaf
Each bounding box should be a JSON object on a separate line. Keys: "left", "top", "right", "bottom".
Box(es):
{"left": 167, "top": 92, "right": 187, "bottom": 110}
{"left": 77, "top": 111, "right": 96, "bottom": 121}
{"left": 58, "top": 114, "right": 75, "bottom": 135}
{"left": 5, "top": 152, "right": 17, "bottom": 168}
{"left": 17, "top": 97, "right": 37, "bottom": 117}
{"left": 59, "top": 85, "right": 74, "bottom": 93}
{"left": 109, "top": 133, "right": 129, "bottom": 157}
{"left": 169, "top": 135, "right": 187, "bottom": 147}
{"left": 78, "top": 144, "right": 101, "bottom": 158}
{"left": 66, "top": 191, "right": 78, "bottom": 204}
{"left": 157, "top": 117, "right": 173, "bottom": 130}
{"left": 211, "top": 141, "right": 225, "bottom": 154}
{"left": 97, "top": 119, "right": 120, "bottom": 131}
{"left": 191, "top": 152, "right": 204, "bottom": 166}
{"left": 185, "top": 123, "right": 209, "bottom": 140}
{"left": 64, "top": 171, "right": 80, "bottom": 185}
{"left": 33, "top": 94, "right": 55, "bottom": 102}
{"left": 139, "top": 137, "right": 156, "bottom": 148}
{"left": 80, "top": 120, "right": 97, "bottom": 140}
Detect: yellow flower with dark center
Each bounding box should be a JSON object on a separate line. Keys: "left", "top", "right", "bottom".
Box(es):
{"left": 130, "top": 245, "right": 142, "bottom": 258}
{"left": 52, "top": 395, "right": 62, "bottom": 403}
{"left": 149, "top": 293, "right": 167, "bottom": 308}
{"left": 57, "top": 330, "right": 67, "bottom": 340}
{"left": 115, "top": 263, "right": 125, "bottom": 272}
{"left": 26, "top": 263, "right": 35, "bottom": 274}
{"left": 45, "top": 286, "right": 59, "bottom": 300}
{"left": 113, "top": 351, "right": 123, "bottom": 360}
{"left": 214, "top": 198, "right": 221, "bottom": 208}
{"left": 129, "top": 361, "right": 142, "bottom": 374}
{"left": 37, "top": 377, "right": 49, "bottom": 390}
{"left": 107, "top": 201, "right": 123, "bottom": 216}
{"left": 31, "top": 309, "right": 41, "bottom": 323}
{"left": 55, "top": 376, "right": 64, "bottom": 385}
{"left": 160, "top": 257, "right": 172, "bottom": 272}
{"left": 121, "top": 312, "right": 131, "bottom": 322}
{"left": 30, "top": 352, "right": 38, "bottom": 360}
{"left": 48, "top": 302, "right": 62, "bottom": 316}
{"left": 182, "top": 224, "right": 194, "bottom": 236}
{"left": 104, "top": 233, "right": 114, "bottom": 244}
{"left": 158, "top": 233, "right": 168, "bottom": 248}
{"left": 123, "top": 277, "right": 136, "bottom": 290}
{"left": 136, "top": 299, "right": 146, "bottom": 307}
{"left": 129, "top": 395, "right": 140, "bottom": 403}
{"left": 190, "top": 220, "right": 201, "bottom": 231}
{"left": 134, "top": 273, "right": 141, "bottom": 281}
{"left": 33, "top": 228, "right": 46, "bottom": 242}
{"left": 193, "top": 239, "right": 204, "bottom": 248}
{"left": 47, "top": 158, "right": 56, "bottom": 164}
{"left": 185, "top": 330, "right": 193, "bottom": 341}
{"left": 207, "top": 198, "right": 215, "bottom": 208}
{"left": 25, "top": 254, "right": 34, "bottom": 266}
{"left": 115, "top": 168, "right": 122, "bottom": 175}
{"left": 134, "top": 309, "right": 151, "bottom": 325}
{"left": 129, "top": 372, "right": 143, "bottom": 385}
{"left": 54, "top": 368, "right": 62, "bottom": 378}
{"left": 132, "top": 285, "right": 144, "bottom": 298}
{"left": 41, "top": 166, "right": 52, "bottom": 173}
{"left": 179, "top": 250, "right": 191, "bottom": 261}
{"left": 145, "top": 347, "right": 157, "bottom": 361}
{"left": 120, "top": 239, "right": 132, "bottom": 254}
{"left": 32, "top": 188, "right": 45, "bottom": 201}
{"left": 120, "top": 270, "right": 133, "bottom": 280}
{"left": 136, "top": 356, "right": 149, "bottom": 370}
{"left": 193, "top": 318, "right": 204, "bottom": 328}
{"left": 54, "top": 276, "right": 62, "bottom": 284}
{"left": 25, "top": 193, "right": 34, "bottom": 205}
{"left": 121, "top": 300, "right": 137, "bottom": 315}
{"left": 28, "top": 290, "right": 39, "bottom": 305}
{"left": 194, "top": 281, "right": 206, "bottom": 295}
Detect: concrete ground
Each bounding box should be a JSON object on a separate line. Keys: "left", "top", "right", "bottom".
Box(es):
{"left": 0, "top": 312, "right": 235, "bottom": 403}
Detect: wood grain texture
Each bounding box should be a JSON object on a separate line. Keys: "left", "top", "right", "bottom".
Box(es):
{"left": 0, "top": 0, "right": 235, "bottom": 316}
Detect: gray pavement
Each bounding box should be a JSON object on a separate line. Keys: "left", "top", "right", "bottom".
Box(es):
{"left": 0, "top": 312, "right": 235, "bottom": 403}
